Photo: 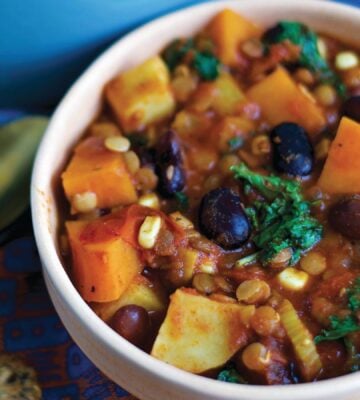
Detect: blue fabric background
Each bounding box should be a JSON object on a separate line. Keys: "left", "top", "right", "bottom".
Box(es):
{"left": 0, "top": 0, "right": 358, "bottom": 109}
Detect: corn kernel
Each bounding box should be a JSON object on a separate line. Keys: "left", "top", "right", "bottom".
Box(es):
{"left": 277, "top": 267, "right": 309, "bottom": 291}
{"left": 138, "top": 215, "right": 162, "bottom": 249}
{"left": 317, "top": 38, "right": 328, "bottom": 59}
{"left": 104, "top": 136, "right": 130, "bottom": 153}
{"left": 169, "top": 211, "right": 194, "bottom": 230}
{"left": 72, "top": 192, "right": 97, "bottom": 213}
{"left": 123, "top": 150, "right": 140, "bottom": 174}
{"left": 138, "top": 193, "right": 160, "bottom": 210}
{"left": 335, "top": 51, "right": 359, "bottom": 70}
{"left": 198, "top": 260, "right": 217, "bottom": 274}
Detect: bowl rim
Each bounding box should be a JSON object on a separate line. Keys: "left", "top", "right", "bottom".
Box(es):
{"left": 31, "top": 1, "right": 360, "bottom": 399}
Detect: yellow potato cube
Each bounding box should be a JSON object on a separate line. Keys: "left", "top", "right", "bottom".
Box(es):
{"left": 151, "top": 288, "right": 251, "bottom": 373}
{"left": 91, "top": 275, "right": 167, "bottom": 322}
{"left": 106, "top": 56, "right": 175, "bottom": 132}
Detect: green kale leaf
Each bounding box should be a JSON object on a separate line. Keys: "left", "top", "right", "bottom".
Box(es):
{"left": 162, "top": 39, "right": 194, "bottom": 71}
{"left": 193, "top": 51, "right": 220, "bottom": 81}
{"left": 162, "top": 38, "right": 219, "bottom": 80}
{"left": 217, "top": 364, "right": 246, "bottom": 384}
{"left": 231, "top": 163, "right": 323, "bottom": 266}
{"left": 315, "top": 315, "right": 360, "bottom": 343}
{"left": 315, "top": 278, "right": 360, "bottom": 344}
{"left": 263, "top": 21, "right": 345, "bottom": 96}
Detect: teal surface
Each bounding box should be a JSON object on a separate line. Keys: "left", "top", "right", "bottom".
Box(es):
{"left": 0, "top": 0, "right": 358, "bottom": 109}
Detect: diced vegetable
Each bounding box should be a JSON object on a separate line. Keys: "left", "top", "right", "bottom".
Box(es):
{"left": 278, "top": 299, "right": 322, "bottom": 381}
{"left": 66, "top": 220, "right": 142, "bottom": 302}
{"left": 62, "top": 137, "right": 138, "bottom": 209}
{"left": 246, "top": 67, "right": 326, "bottom": 135}
{"left": 318, "top": 117, "right": 360, "bottom": 193}
{"left": 189, "top": 73, "right": 247, "bottom": 118}
{"left": 91, "top": 275, "right": 167, "bottom": 322}
{"left": 205, "top": 9, "right": 262, "bottom": 66}
{"left": 151, "top": 288, "right": 251, "bottom": 373}
{"left": 106, "top": 56, "right": 175, "bottom": 132}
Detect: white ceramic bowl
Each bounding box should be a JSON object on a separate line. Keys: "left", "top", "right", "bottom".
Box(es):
{"left": 31, "top": 1, "right": 360, "bottom": 399}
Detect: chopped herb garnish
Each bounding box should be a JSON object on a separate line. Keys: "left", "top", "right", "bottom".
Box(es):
{"left": 315, "top": 315, "right": 360, "bottom": 343}
{"left": 315, "top": 278, "right": 360, "bottom": 344}
{"left": 193, "top": 51, "right": 220, "bottom": 81}
{"left": 162, "top": 39, "right": 194, "bottom": 71}
{"left": 263, "top": 21, "right": 346, "bottom": 96}
{"left": 217, "top": 364, "right": 246, "bottom": 384}
{"left": 162, "top": 38, "right": 220, "bottom": 81}
{"left": 175, "top": 191, "right": 189, "bottom": 211}
{"left": 228, "top": 136, "right": 244, "bottom": 151}
{"left": 231, "top": 163, "right": 323, "bottom": 266}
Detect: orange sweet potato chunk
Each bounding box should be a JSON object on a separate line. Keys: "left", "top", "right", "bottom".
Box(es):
{"left": 246, "top": 67, "right": 326, "bottom": 135}
{"left": 205, "top": 9, "right": 262, "bottom": 67}
{"left": 66, "top": 219, "right": 142, "bottom": 302}
{"left": 318, "top": 117, "right": 360, "bottom": 193}
{"left": 62, "top": 137, "right": 137, "bottom": 209}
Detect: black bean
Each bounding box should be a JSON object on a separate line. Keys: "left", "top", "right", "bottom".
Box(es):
{"left": 199, "top": 188, "right": 251, "bottom": 249}
{"left": 270, "top": 122, "right": 314, "bottom": 176}
{"left": 110, "top": 305, "right": 150, "bottom": 346}
{"left": 156, "top": 131, "right": 185, "bottom": 197}
{"left": 329, "top": 197, "right": 360, "bottom": 240}
{"left": 341, "top": 96, "right": 360, "bottom": 123}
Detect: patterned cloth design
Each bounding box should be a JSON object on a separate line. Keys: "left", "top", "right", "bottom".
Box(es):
{"left": 0, "top": 236, "right": 135, "bottom": 399}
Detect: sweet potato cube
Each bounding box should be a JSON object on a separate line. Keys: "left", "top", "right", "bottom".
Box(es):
{"left": 205, "top": 9, "right": 262, "bottom": 67}
{"left": 66, "top": 220, "right": 142, "bottom": 303}
{"left": 318, "top": 117, "right": 360, "bottom": 193}
{"left": 91, "top": 275, "right": 167, "bottom": 322}
{"left": 62, "top": 137, "right": 137, "bottom": 209}
{"left": 106, "top": 56, "right": 175, "bottom": 132}
{"left": 151, "top": 288, "right": 250, "bottom": 373}
{"left": 246, "top": 67, "right": 326, "bottom": 135}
